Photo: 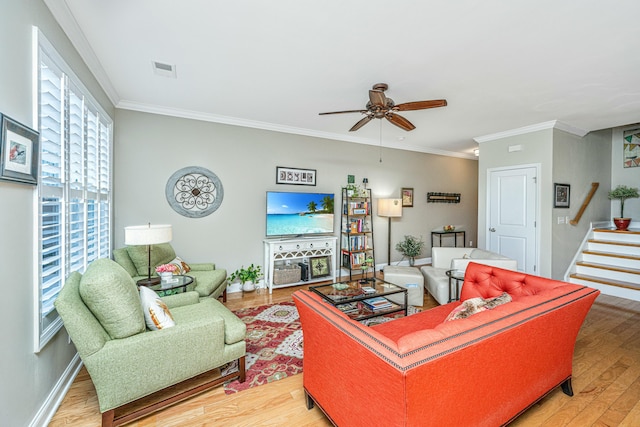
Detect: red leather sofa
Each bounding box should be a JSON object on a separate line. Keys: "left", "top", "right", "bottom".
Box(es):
{"left": 293, "top": 263, "right": 599, "bottom": 426}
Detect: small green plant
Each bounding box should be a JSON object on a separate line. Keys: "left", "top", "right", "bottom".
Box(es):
{"left": 608, "top": 185, "right": 640, "bottom": 218}
{"left": 395, "top": 235, "right": 425, "bottom": 259}
{"left": 229, "top": 264, "right": 263, "bottom": 284}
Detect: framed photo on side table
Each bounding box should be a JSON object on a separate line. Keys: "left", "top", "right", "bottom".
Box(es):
{"left": 310, "top": 256, "right": 330, "bottom": 278}
{"left": 554, "top": 183, "right": 570, "bottom": 208}
{"left": 0, "top": 114, "right": 39, "bottom": 185}
{"left": 401, "top": 187, "right": 414, "bottom": 207}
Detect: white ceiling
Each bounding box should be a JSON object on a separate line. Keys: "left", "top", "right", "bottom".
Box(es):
{"left": 45, "top": 0, "right": 640, "bottom": 159}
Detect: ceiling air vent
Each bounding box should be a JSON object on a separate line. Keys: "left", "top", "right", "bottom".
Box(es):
{"left": 152, "top": 61, "right": 177, "bottom": 78}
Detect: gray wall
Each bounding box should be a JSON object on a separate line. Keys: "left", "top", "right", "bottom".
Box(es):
{"left": 113, "top": 109, "right": 479, "bottom": 275}
{"left": 478, "top": 127, "right": 612, "bottom": 279}
{"left": 0, "top": 1, "right": 114, "bottom": 425}
{"left": 611, "top": 125, "right": 640, "bottom": 223}
{"left": 552, "top": 129, "right": 611, "bottom": 278}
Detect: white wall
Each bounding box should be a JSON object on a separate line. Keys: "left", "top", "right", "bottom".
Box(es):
{"left": 611, "top": 125, "right": 640, "bottom": 224}
{"left": 113, "top": 109, "right": 479, "bottom": 275}
{"left": 0, "top": 1, "right": 114, "bottom": 426}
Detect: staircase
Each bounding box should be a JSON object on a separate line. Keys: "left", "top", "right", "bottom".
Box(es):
{"left": 568, "top": 227, "right": 640, "bottom": 301}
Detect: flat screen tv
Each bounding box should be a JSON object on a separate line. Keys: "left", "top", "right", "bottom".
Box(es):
{"left": 266, "top": 191, "right": 335, "bottom": 237}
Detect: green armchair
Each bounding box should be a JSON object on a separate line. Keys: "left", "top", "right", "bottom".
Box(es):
{"left": 54, "top": 258, "right": 246, "bottom": 427}
{"left": 113, "top": 243, "right": 227, "bottom": 302}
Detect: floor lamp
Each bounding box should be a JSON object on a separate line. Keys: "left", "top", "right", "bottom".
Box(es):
{"left": 124, "top": 223, "right": 173, "bottom": 286}
{"left": 377, "top": 199, "right": 403, "bottom": 266}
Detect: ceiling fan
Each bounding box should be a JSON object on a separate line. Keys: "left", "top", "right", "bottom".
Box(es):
{"left": 319, "top": 83, "right": 447, "bottom": 132}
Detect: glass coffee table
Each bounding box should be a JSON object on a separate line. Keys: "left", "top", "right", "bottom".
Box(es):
{"left": 143, "top": 275, "right": 194, "bottom": 297}
{"left": 310, "top": 277, "right": 407, "bottom": 322}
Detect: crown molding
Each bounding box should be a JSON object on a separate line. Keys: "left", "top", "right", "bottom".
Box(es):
{"left": 474, "top": 120, "right": 588, "bottom": 143}
{"left": 44, "top": 0, "right": 120, "bottom": 105}
{"left": 117, "top": 100, "right": 477, "bottom": 160}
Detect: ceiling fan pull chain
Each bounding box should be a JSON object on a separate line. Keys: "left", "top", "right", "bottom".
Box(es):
{"left": 379, "top": 120, "right": 383, "bottom": 163}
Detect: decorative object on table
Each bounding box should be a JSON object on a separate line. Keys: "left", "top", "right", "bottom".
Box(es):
{"left": 165, "top": 166, "right": 223, "bottom": 218}
{"left": 155, "top": 263, "right": 178, "bottom": 283}
{"left": 275, "top": 166, "right": 316, "bottom": 186}
{"left": 310, "top": 256, "right": 330, "bottom": 279}
{"left": 554, "top": 183, "right": 570, "bottom": 208}
{"left": 401, "top": 188, "right": 414, "bottom": 207}
{"left": 443, "top": 225, "right": 456, "bottom": 232}
{"left": 427, "top": 192, "right": 461, "bottom": 203}
{"left": 378, "top": 198, "right": 402, "bottom": 265}
{"left": 608, "top": 184, "right": 640, "bottom": 231}
{"left": 124, "top": 223, "right": 173, "bottom": 286}
{"left": 623, "top": 128, "right": 640, "bottom": 168}
{"left": 0, "top": 114, "right": 39, "bottom": 185}
{"left": 229, "top": 264, "right": 263, "bottom": 292}
{"left": 359, "top": 256, "right": 374, "bottom": 283}
{"left": 395, "top": 235, "right": 425, "bottom": 266}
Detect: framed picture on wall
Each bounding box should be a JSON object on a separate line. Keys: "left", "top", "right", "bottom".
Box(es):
{"left": 276, "top": 166, "right": 316, "bottom": 186}
{"left": 554, "top": 183, "right": 570, "bottom": 208}
{"left": 401, "top": 187, "right": 414, "bottom": 207}
{"left": 0, "top": 114, "right": 39, "bottom": 185}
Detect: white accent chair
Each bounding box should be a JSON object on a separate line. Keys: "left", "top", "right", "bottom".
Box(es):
{"left": 420, "top": 247, "right": 518, "bottom": 304}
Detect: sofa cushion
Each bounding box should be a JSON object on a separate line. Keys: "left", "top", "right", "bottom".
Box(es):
{"left": 79, "top": 258, "right": 145, "bottom": 339}
{"left": 139, "top": 285, "right": 176, "bottom": 330}
{"left": 445, "top": 292, "right": 512, "bottom": 321}
{"left": 126, "top": 243, "right": 176, "bottom": 276}
{"left": 469, "top": 248, "right": 496, "bottom": 259}
{"left": 112, "top": 247, "right": 138, "bottom": 277}
{"left": 169, "top": 256, "right": 191, "bottom": 274}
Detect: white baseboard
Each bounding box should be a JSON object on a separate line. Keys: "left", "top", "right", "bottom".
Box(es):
{"left": 30, "top": 353, "right": 83, "bottom": 427}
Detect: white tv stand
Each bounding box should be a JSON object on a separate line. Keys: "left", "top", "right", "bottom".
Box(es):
{"left": 263, "top": 236, "right": 337, "bottom": 294}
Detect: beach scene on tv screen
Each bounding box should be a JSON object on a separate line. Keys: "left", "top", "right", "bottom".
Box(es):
{"left": 267, "top": 192, "right": 334, "bottom": 236}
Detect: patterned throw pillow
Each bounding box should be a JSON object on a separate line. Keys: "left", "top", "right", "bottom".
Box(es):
{"left": 169, "top": 256, "right": 191, "bottom": 274}
{"left": 139, "top": 286, "right": 176, "bottom": 330}
{"left": 445, "top": 292, "right": 512, "bottom": 321}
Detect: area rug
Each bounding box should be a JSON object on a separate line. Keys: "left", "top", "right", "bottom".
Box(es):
{"left": 222, "top": 301, "right": 421, "bottom": 394}
{"left": 223, "top": 301, "right": 303, "bottom": 394}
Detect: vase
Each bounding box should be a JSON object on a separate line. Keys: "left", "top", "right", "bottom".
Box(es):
{"left": 159, "top": 272, "right": 173, "bottom": 283}
{"left": 242, "top": 281, "right": 256, "bottom": 292}
{"left": 613, "top": 218, "right": 631, "bottom": 231}
{"left": 409, "top": 257, "right": 415, "bottom": 267}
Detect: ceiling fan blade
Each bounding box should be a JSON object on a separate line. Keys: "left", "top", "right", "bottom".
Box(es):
{"left": 369, "top": 90, "right": 386, "bottom": 107}
{"left": 395, "top": 99, "right": 448, "bottom": 111}
{"left": 385, "top": 113, "right": 416, "bottom": 131}
{"left": 319, "top": 109, "right": 367, "bottom": 115}
{"left": 349, "top": 115, "right": 373, "bottom": 132}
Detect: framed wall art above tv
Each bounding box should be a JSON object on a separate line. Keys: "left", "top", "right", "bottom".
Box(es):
{"left": 276, "top": 166, "right": 316, "bottom": 186}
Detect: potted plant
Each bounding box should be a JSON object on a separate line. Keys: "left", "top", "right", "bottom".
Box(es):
{"left": 395, "top": 235, "right": 425, "bottom": 266}
{"left": 156, "top": 263, "right": 178, "bottom": 283}
{"left": 608, "top": 185, "right": 640, "bottom": 231}
{"left": 359, "top": 256, "right": 374, "bottom": 283}
{"left": 229, "top": 264, "right": 263, "bottom": 292}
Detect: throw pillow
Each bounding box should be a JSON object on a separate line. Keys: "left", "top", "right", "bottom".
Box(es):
{"left": 126, "top": 243, "right": 176, "bottom": 276}
{"left": 445, "top": 292, "right": 512, "bottom": 321}
{"left": 79, "top": 258, "right": 146, "bottom": 339}
{"left": 139, "top": 286, "right": 176, "bottom": 330}
{"left": 169, "top": 256, "right": 191, "bottom": 274}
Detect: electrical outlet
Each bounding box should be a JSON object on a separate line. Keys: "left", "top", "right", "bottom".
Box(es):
{"left": 557, "top": 216, "right": 565, "bottom": 224}
{"left": 469, "top": 240, "right": 473, "bottom": 247}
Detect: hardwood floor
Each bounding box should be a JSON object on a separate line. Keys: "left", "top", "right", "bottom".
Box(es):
{"left": 50, "top": 280, "right": 640, "bottom": 426}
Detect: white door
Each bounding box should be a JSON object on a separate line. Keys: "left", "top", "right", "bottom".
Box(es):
{"left": 488, "top": 166, "right": 538, "bottom": 273}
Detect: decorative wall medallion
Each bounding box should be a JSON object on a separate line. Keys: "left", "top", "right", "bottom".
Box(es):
{"left": 165, "top": 166, "right": 224, "bottom": 218}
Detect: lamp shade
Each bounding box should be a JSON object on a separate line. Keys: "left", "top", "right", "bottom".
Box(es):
{"left": 377, "top": 199, "right": 402, "bottom": 218}
{"left": 124, "top": 224, "right": 173, "bottom": 245}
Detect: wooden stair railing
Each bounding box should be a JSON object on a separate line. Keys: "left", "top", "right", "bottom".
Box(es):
{"left": 570, "top": 182, "right": 599, "bottom": 225}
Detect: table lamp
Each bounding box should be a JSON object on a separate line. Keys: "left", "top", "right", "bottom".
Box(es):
{"left": 124, "top": 223, "right": 173, "bottom": 285}
{"left": 377, "top": 198, "right": 402, "bottom": 266}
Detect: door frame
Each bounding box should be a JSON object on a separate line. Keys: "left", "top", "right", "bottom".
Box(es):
{"left": 485, "top": 163, "right": 541, "bottom": 274}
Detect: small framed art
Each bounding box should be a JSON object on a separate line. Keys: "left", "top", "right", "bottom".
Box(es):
{"left": 401, "top": 187, "right": 414, "bottom": 207}
{"left": 276, "top": 166, "right": 316, "bottom": 186}
{"left": 310, "top": 256, "right": 330, "bottom": 278}
{"left": 554, "top": 183, "right": 570, "bottom": 208}
{"left": 0, "top": 114, "right": 39, "bottom": 185}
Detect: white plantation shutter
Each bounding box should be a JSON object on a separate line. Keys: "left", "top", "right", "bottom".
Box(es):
{"left": 35, "top": 32, "right": 113, "bottom": 351}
